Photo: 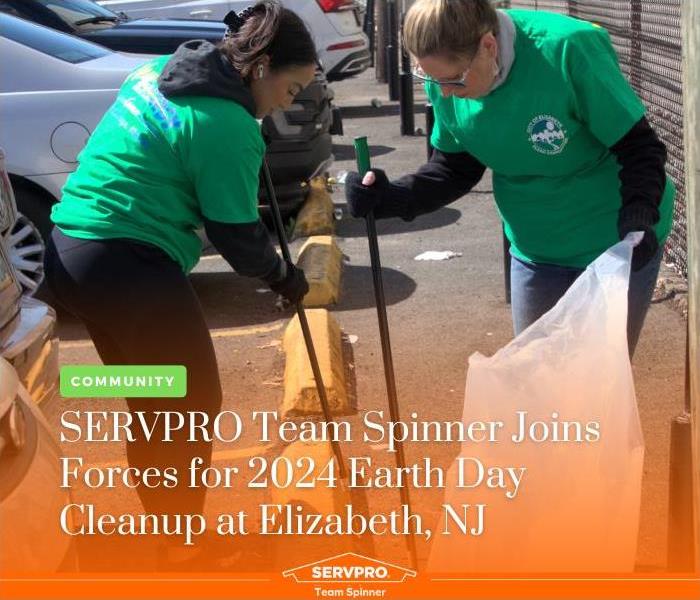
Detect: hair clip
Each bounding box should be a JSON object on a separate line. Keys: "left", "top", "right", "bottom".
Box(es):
{"left": 223, "top": 6, "right": 257, "bottom": 36}
{"left": 238, "top": 6, "right": 257, "bottom": 23}
{"left": 223, "top": 10, "right": 245, "bottom": 34}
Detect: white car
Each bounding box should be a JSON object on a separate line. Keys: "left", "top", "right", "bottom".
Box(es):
{"left": 0, "top": 13, "right": 149, "bottom": 293}
{"left": 99, "top": 0, "right": 371, "bottom": 80}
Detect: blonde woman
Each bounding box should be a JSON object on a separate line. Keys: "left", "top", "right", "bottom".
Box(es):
{"left": 346, "top": 0, "right": 674, "bottom": 356}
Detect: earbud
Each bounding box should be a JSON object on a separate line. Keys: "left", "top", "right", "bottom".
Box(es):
{"left": 257, "top": 65, "right": 264, "bottom": 79}
{"left": 492, "top": 58, "right": 501, "bottom": 77}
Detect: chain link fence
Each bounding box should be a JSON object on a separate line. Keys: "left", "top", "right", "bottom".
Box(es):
{"left": 506, "top": 0, "right": 687, "bottom": 277}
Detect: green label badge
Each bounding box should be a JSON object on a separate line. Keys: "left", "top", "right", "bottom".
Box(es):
{"left": 60, "top": 365, "right": 187, "bottom": 398}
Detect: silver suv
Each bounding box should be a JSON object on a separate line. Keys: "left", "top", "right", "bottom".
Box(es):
{"left": 98, "top": 0, "right": 371, "bottom": 80}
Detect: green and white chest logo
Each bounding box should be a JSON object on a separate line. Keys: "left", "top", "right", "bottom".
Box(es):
{"left": 527, "top": 115, "right": 568, "bottom": 155}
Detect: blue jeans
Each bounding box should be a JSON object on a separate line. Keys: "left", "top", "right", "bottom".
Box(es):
{"left": 510, "top": 247, "right": 663, "bottom": 357}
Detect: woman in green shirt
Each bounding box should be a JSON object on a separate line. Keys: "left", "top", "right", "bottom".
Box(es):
{"left": 46, "top": 1, "right": 314, "bottom": 569}
{"left": 346, "top": 0, "right": 674, "bottom": 356}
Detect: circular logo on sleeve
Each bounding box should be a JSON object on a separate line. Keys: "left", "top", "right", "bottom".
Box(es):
{"left": 527, "top": 115, "right": 568, "bottom": 155}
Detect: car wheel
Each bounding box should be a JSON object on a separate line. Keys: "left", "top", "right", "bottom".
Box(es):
{"left": 13, "top": 186, "right": 54, "bottom": 243}
{"left": 4, "top": 213, "right": 45, "bottom": 296}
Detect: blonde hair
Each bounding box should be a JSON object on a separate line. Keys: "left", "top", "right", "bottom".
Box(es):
{"left": 403, "top": 0, "right": 499, "bottom": 60}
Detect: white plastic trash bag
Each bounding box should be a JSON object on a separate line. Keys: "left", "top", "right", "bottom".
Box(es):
{"left": 428, "top": 234, "right": 645, "bottom": 572}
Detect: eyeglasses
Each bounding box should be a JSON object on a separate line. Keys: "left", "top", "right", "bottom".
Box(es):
{"left": 411, "top": 64, "right": 471, "bottom": 88}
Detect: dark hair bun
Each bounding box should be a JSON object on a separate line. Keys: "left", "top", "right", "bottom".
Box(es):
{"left": 220, "top": 1, "right": 317, "bottom": 76}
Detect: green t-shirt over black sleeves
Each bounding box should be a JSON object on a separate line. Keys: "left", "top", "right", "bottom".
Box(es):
{"left": 427, "top": 9, "right": 674, "bottom": 268}
{"left": 52, "top": 54, "right": 268, "bottom": 274}
{"left": 564, "top": 25, "right": 645, "bottom": 148}
{"left": 182, "top": 96, "right": 264, "bottom": 225}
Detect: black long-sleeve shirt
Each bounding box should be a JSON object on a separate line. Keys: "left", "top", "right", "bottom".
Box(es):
{"left": 203, "top": 217, "right": 284, "bottom": 283}
{"left": 376, "top": 116, "right": 666, "bottom": 231}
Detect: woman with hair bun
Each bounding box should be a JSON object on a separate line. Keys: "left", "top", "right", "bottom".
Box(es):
{"left": 46, "top": 1, "right": 316, "bottom": 570}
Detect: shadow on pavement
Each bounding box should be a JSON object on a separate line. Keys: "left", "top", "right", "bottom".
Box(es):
{"left": 334, "top": 264, "right": 416, "bottom": 312}
{"left": 335, "top": 206, "right": 462, "bottom": 238}
{"left": 189, "top": 272, "right": 295, "bottom": 329}
{"left": 52, "top": 246, "right": 419, "bottom": 341}
{"left": 53, "top": 273, "right": 292, "bottom": 341}
{"left": 333, "top": 143, "right": 396, "bottom": 161}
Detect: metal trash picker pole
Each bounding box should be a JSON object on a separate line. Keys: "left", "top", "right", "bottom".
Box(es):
{"left": 353, "top": 136, "right": 419, "bottom": 570}
{"left": 260, "top": 159, "right": 346, "bottom": 479}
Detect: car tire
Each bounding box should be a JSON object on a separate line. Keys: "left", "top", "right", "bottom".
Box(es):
{"left": 5, "top": 213, "right": 45, "bottom": 296}
{"left": 10, "top": 186, "right": 53, "bottom": 297}
{"left": 13, "top": 186, "right": 54, "bottom": 243}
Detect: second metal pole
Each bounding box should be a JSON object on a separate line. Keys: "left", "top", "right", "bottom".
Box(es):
{"left": 353, "top": 136, "right": 418, "bottom": 570}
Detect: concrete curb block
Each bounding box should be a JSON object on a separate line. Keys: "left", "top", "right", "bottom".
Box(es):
{"left": 292, "top": 177, "right": 335, "bottom": 240}
{"left": 297, "top": 235, "right": 343, "bottom": 307}
{"left": 281, "top": 309, "right": 350, "bottom": 416}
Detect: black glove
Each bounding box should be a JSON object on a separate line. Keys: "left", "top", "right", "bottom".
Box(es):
{"left": 618, "top": 202, "right": 660, "bottom": 272}
{"left": 627, "top": 227, "right": 659, "bottom": 272}
{"left": 269, "top": 261, "right": 309, "bottom": 304}
{"left": 345, "top": 169, "right": 391, "bottom": 218}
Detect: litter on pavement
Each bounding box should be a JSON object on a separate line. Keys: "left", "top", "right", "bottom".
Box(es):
{"left": 414, "top": 250, "right": 463, "bottom": 261}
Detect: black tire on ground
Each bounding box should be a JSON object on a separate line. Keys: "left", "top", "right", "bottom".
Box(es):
{"left": 13, "top": 185, "right": 55, "bottom": 244}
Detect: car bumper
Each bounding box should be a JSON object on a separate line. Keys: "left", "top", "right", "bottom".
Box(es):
{"left": 1, "top": 296, "right": 59, "bottom": 409}
{"left": 326, "top": 49, "right": 372, "bottom": 81}
{"left": 0, "top": 376, "right": 77, "bottom": 572}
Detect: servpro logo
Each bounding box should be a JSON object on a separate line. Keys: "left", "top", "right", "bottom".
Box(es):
{"left": 527, "top": 114, "right": 568, "bottom": 155}
{"left": 283, "top": 552, "right": 416, "bottom": 593}
{"left": 312, "top": 565, "right": 388, "bottom": 580}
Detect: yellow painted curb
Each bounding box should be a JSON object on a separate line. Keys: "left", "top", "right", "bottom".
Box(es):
{"left": 270, "top": 440, "right": 352, "bottom": 515}
{"left": 282, "top": 308, "right": 350, "bottom": 416}
{"left": 292, "top": 176, "right": 335, "bottom": 239}
{"left": 297, "top": 235, "right": 342, "bottom": 307}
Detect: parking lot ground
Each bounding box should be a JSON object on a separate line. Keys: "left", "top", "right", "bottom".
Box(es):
{"left": 48, "top": 67, "right": 686, "bottom": 573}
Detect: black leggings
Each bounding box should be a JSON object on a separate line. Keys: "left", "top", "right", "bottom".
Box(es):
{"left": 45, "top": 227, "right": 222, "bottom": 516}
